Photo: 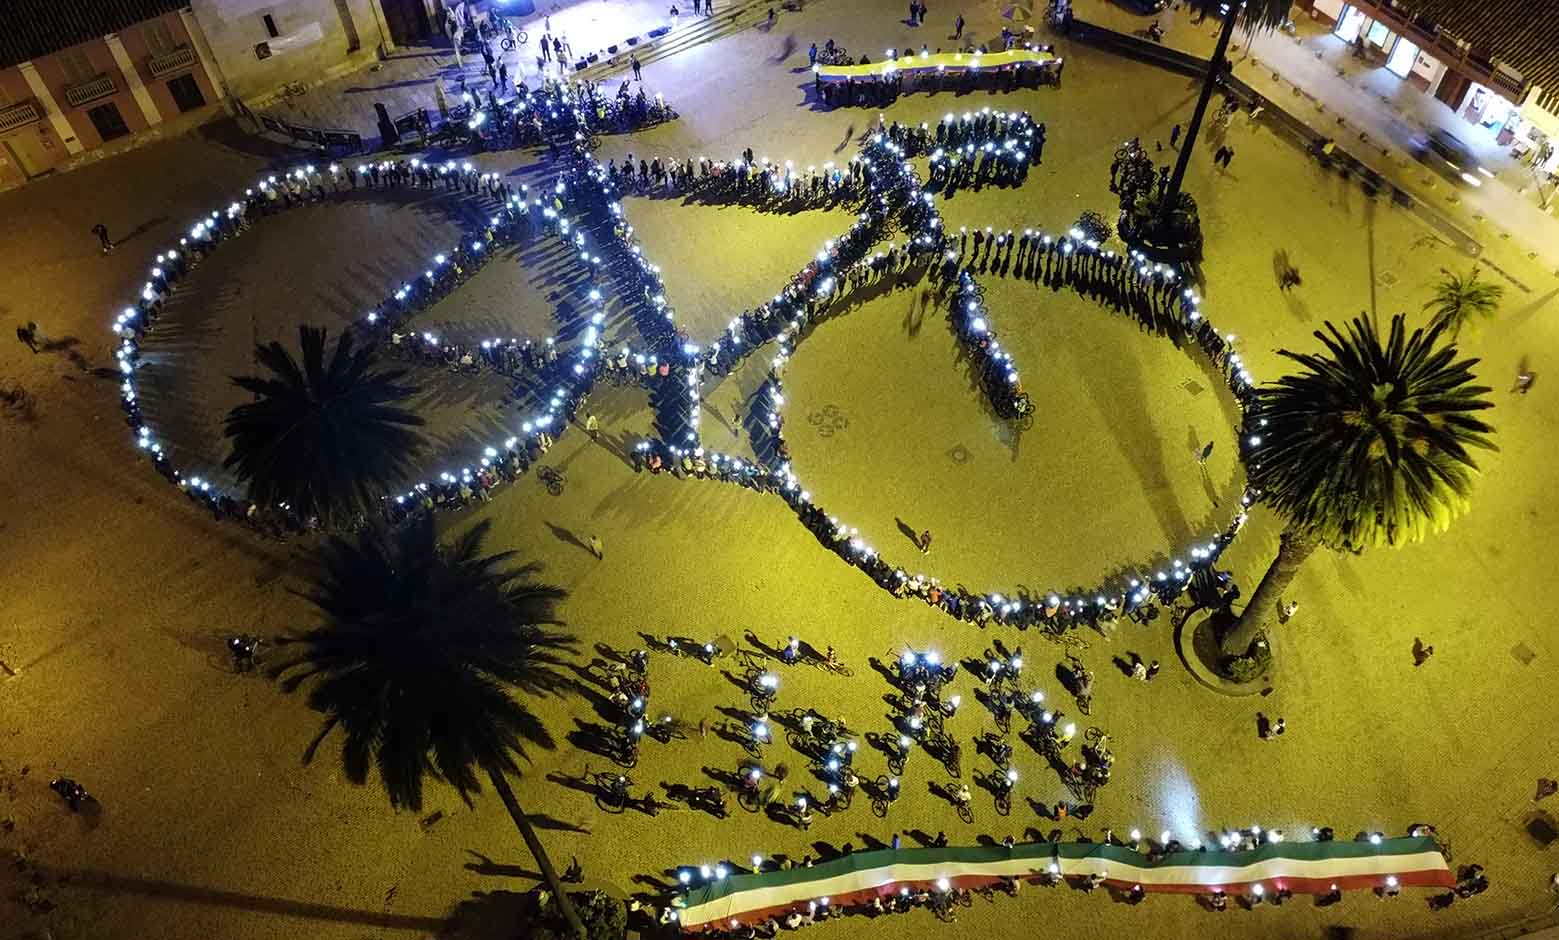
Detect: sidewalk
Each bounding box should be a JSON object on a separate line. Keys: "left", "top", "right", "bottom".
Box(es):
{"left": 254, "top": 0, "right": 777, "bottom": 146}
{"left": 1071, "top": 0, "right": 1559, "bottom": 277}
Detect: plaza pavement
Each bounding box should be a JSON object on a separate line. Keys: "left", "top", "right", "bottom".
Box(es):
{"left": 2, "top": 1, "right": 1559, "bottom": 939}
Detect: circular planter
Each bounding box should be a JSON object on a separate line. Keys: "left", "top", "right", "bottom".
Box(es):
{"left": 1174, "top": 609, "right": 1276, "bottom": 697}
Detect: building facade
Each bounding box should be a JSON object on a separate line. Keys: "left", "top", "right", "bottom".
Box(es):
{"left": 1297, "top": 0, "right": 1559, "bottom": 183}
{"left": 0, "top": 1, "right": 224, "bottom": 187}
{"left": 185, "top": 0, "right": 417, "bottom": 103}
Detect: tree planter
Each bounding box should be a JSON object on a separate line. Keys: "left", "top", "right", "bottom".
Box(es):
{"left": 1175, "top": 609, "right": 1275, "bottom": 696}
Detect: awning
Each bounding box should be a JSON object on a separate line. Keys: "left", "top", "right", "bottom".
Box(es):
{"left": 676, "top": 837, "right": 1453, "bottom": 930}
{"left": 814, "top": 47, "right": 1057, "bottom": 83}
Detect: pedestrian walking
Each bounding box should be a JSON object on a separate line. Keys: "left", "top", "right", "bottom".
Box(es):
{"left": 706, "top": 0, "right": 715, "bottom": 15}
{"left": 692, "top": 0, "right": 701, "bottom": 13}
{"left": 1512, "top": 362, "right": 1535, "bottom": 394}
{"left": 585, "top": 413, "right": 600, "bottom": 438}
{"left": 1221, "top": 147, "right": 1235, "bottom": 169}
{"left": 589, "top": 534, "right": 605, "bottom": 559}
{"left": 631, "top": 55, "right": 643, "bottom": 81}
{"left": 541, "top": 34, "right": 551, "bottom": 62}
{"left": 1196, "top": 440, "right": 1214, "bottom": 464}
{"left": 919, "top": 2, "right": 928, "bottom": 24}
{"left": 1169, "top": 123, "right": 1181, "bottom": 147}
{"left": 91, "top": 223, "right": 113, "bottom": 253}
{"left": 15, "top": 322, "right": 39, "bottom": 353}
{"left": 498, "top": 59, "right": 508, "bottom": 91}
{"left": 918, "top": 529, "right": 932, "bottom": 554}
{"left": 1412, "top": 637, "right": 1434, "bottom": 666}
{"left": 954, "top": 13, "right": 964, "bottom": 38}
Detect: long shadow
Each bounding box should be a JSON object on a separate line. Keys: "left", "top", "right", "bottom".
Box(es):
{"left": 32, "top": 866, "right": 447, "bottom": 930}
{"left": 544, "top": 521, "right": 595, "bottom": 557}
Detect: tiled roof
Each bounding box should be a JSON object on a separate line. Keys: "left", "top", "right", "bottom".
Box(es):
{"left": 1393, "top": 0, "right": 1559, "bottom": 103}
{"left": 0, "top": 0, "right": 186, "bottom": 69}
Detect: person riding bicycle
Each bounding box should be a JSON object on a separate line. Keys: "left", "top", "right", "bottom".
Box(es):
{"left": 825, "top": 645, "right": 839, "bottom": 667}
{"left": 953, "top": 782, "right": 972, "bottom": 806}
{"left": 606, "top": 774, "right": 631, "bottom": 802}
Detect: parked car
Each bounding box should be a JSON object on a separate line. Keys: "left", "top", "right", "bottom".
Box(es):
{"left": 1116, "top": 0, "right": 1168, "bottom": 13}
{"left": 1413, "top": 129, "right": 1494, "bottom": 187}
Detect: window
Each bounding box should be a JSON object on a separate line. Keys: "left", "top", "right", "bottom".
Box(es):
{"left": 263, "top": 14, "right": 280, "bottom": 38}
{"left": 144, "top": 20, "right": 177, "bottom": 56}
{"left": 58, "top": 48, "right": 97, "bottom": 85}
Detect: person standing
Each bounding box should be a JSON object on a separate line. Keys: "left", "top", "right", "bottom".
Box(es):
{"left": 16, "top": 322, "right": 39, "bottom": 353}
{"left": 541, "top": 33, "right": 551, "bottom": 62}
{"left": 918, "top": 529, "right": 932, "bottom": 554}
{"left": 1169, "top": 123, "right": 1182, "bottom": 148}
{"left": 589, "top": 534, "right": 604, "bottom": 559}
{"left": 91, "top": 223, "right": 113, "bottom": 253}
{"left": 631, "top": 55, "right": 643, "bottom": 81}
{"left": 954, "top": 13, "right": 965, "bottom": 38}
{"left": 809, "top": 42, "right": 817, "bottom": 66}
{"left": 919, "top": 3, "right": 929, "bottom": 25}
{"left": 585, "top": 413, "right": 600, "bottom": 438}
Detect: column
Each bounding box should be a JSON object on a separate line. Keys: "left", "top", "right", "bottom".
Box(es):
{"left": 17, "top": 62, "right": 83, "bottom": 154}
{"left": 104, "top": 33, "right": 163, "bottom": 126}
{"left": 180, "top": 8, "right": 230, "bottom": 101}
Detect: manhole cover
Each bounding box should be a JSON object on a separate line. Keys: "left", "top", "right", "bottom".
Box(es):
{"left": 1377, "top": 271, "right": 1399, "bottom": 287}
{"left": 1511, "top": 643, "right": 1536, "bottom": 666}
{"left": 948, "top": 445, "right": 971, "bottom": 464}
{"left": 1182, "top": 379, "right": 1206, "bottom": 397}
{"left": 807, "top": 403, "right": 848, "bottom": 437}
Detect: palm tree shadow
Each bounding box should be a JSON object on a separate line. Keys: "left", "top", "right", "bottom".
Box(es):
{"left": 31, "top": 865, "right": 446, "bottom": 931}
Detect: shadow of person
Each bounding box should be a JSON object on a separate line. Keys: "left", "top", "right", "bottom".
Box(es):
{"left": 544, "top": 521, "right": 594, "bottom": 556}
{"left": 894, "top": 517, "right": 920, "bottom": 548}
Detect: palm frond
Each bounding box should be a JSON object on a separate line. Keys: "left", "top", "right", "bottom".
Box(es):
{"left": 1246, "top": 313, "right": 1496, "bottom": 551}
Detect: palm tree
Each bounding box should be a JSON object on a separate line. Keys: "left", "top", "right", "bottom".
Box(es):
{"left": 269, "top": 518, "right": 587, "bottom": 938}
{"left": 1222, "top": 313, "right": 1496, "bottom": 656}
{"left": 1423, "top": 266, "right": 1504, "bottom": 341}
{"left": 1162, "top": 0, "right": 1296, "bottom": 219}
{"left": 224, "top": 325, "right": 425, "bottom": 528}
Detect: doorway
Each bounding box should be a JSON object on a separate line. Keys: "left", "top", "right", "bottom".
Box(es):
{"left": 167, "top": 73, "right": 206, "bottom": 113}
{"left": 86, "top": 102, "right": 130, "bottom": 142}
{"left": 3, "top": 128, "right": 57, "bottom": 178}
{"left": 379, "top": 0, "right": 431, "bottom": 45}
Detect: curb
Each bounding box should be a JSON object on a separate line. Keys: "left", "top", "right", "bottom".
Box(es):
{"left": 1173, "top": 611, "right": 1274, "bottom": 697}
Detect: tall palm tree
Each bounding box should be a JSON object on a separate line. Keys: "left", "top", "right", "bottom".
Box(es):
{"left": 1162, "top": 0, "right": 1295, "bottom": 218}
{"left": 269, "top": 518, "right": 587, "bottom": 938}
{"left": 224, "top": 325, "right": 425, "bottom": 528}
{"left": 1423, "top": 266, "right": 1504, "bottom": 341}
{"left": 1223, "top": 313, "right": 1496, "bottom": 655}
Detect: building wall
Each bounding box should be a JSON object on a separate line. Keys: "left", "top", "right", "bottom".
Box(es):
{"left": 28, "top": 36, "right": 152, "bottom": 150}
{"left": 0, "top": 68, "right": 61, "bottom": 187}
{"left": 1309, "top": 0, "right": 1345, "bottom": 27}
{"left": 117, "top": 10, "right": 221, "bottom": 119}
{"left": 189, "top": 0, "right": 388, "bottom": 101}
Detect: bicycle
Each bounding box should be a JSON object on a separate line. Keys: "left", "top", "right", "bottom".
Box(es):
{"left": 592, "top": 771, "right": 633, "bottom": 812}
{"left": 870, "top": 774, "right": 899, "bottom": 817}
{"left": 936, "top": 780, "right": 975, "bottom": 824}
{"left": 812, "top": 656, "right": 854, "bottom": 678}
{"left": 536, "top": 465, "right": 565, "bottom": 495}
